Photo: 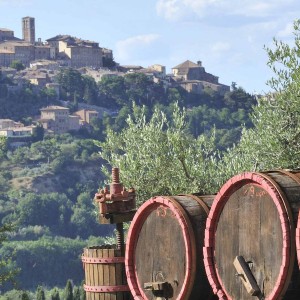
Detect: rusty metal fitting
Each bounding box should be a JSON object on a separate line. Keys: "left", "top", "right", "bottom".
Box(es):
{"left": 110, "top": 167, "right": 123, "bottom": 194}
{"left": 94, "top": 167, "right": 136, "bottom": 217}
{"left": 112, "top": 167, "right": 120, "bottom": 183}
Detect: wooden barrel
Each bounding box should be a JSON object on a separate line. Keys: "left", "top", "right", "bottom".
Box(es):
{"left": 125, "top": 194, "right": 216, "bottom": 300}
{"left": 82, "top": 245, "right": 131, "bottom": 300}
{"left": 204, "top": 170, "right": 300, "bottom": 300}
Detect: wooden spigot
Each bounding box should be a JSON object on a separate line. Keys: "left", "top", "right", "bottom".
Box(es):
{"left": 233, "top": 256, "right": 262, "bottom": 297}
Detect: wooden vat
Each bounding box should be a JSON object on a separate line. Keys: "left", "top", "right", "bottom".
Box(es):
{"left": 204, "top": 170, "right": 300, "bottom": 300}
{"left": 82, "top": 245, "right": 131, "bottom": 300}
{"left": 125, "top": 194, "right": 216, "bottom": 300}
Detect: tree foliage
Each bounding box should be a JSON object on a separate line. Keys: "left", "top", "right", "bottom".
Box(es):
{"left": 0, "top": 224, "right": 19, "bottom": 289}
{"left": 50, "top": 288, "right": 61, "bottom": 300}
{"left": 10, "top": 60, "right": 25, "bottom": 71}
{"left": 64, "top": 279, "right": 73, "bottom": 300}
{"left": 102, "top": 56, "right": 116, "bottom": 68}
{"left": 0, "top": 237, "right": 87, "bottom": 290}
{"left": 73, "top": 286, "right": 80, "bottom": 300}
{"left": 55, "top": 68, "right": 84, "bottom": 101}
{"left": 20, "top": 291, "right": 30, "bottom": 300}
{"left": 0, "top": 136, "right": 7, "bottom": 159}
{"left": 98, "top": 103, "right": 221, "bottom": 205}
{"left": 217, "top": 19, "right": 300, "bottom": 178}
{"left": 36, "top": 286, "right": 46, "bottom": 300}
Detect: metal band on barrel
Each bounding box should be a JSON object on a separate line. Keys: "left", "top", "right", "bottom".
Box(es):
{"left": 84, "top": 284, "right": 130, "bottom": 292}
{"left": 81, "top": 256, "right": 125, "bottom": 264}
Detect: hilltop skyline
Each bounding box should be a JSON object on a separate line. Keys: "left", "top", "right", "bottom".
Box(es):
{"left": 1, "top": 0, "right": 300, "bottom": 94}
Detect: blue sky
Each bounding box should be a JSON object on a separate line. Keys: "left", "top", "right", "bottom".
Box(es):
{"left": 1, "top": 0, "right": 300, "bottom": 94}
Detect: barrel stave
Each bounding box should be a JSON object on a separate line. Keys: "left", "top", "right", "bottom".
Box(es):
{"left": 205, "top": 171, "right": 300, "bottom": 300}
{"left": 126, "top": 195, "right": 215, "bottom": 300}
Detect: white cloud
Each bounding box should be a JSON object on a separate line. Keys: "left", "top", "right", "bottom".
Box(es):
{"left": 156, "top": 0, "right": 220, "bottom": 20}
{"left": 156, "top": 0, "right": 183, "bottom": 21}
{"left": 156, "top": 0, "right": 297, "bottom": 20}
{"left": 115, "top": 34, "right": 161, "bottom": 62}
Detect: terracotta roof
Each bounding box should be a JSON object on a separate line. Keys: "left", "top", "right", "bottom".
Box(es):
{"left": 0, "top": 119, "right": 14, "bottom": 122}
{"left": 0, "top": 28, "right": 13, "bottom": 32}
{"left": 0, "top": 40, "right": 33, "bottom": 47}
{"left": 172, "top": 60, "right": 199, "bottom": 69}
{"left": 46, "top": 35, "right": 72, "bottom": 42}
{"left": 40, "top": 106, "right": 69, "bottom": 111}
{"left": 46, "top": 35, "right": 97, "bottom": 45}
{"left": 75, "top": 109, "right": 98, "bottom": 114}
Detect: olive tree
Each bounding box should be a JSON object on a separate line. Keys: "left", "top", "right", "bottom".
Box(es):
{"left": 218, "top": 19, "right": 300, "bottom": 179}
{"left": 97, "top": 103, "right": 220, "bottom": 205}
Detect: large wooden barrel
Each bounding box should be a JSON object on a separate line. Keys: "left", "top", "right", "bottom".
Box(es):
{"left": 204, "top": 170, "right": 300, "bottom": 300}
{"left": 82, "top": 245, "right": 131, "bottom": 300}
{"left": 125, "top": 194, "right": 216, "bottom": 300}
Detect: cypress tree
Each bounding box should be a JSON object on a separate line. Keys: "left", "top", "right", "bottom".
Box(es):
{"left": 73, "top": 286, "right": 80, "bottom": 300}
{"left": 64, "top": 279, "right": 73, "bottom": 300}
{"left": 20, "top": 291, "right": 30, "bottom": 300}
{"left": 51, "top": 287, "right": 61, "bottom": 300}
{"left": 36, "top": 286, "right": 45, "bottom": 300}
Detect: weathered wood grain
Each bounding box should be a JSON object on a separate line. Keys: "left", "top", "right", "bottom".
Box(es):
{"left": 126, "top": 195, "right": 216, "bottom": 300}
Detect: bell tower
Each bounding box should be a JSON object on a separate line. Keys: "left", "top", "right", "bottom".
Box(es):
{"left": 22, "top": 16, "right": 35, "bottom": 44}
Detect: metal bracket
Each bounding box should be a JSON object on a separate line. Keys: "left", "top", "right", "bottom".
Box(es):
{"left": 84, "top": 284, "right": 129, "bottom": 292}
{"left": 144, "top": 281, "right": 168, "bottom": 291}
{"left": 81, "top": 256, "right": 125, "bottom": 264}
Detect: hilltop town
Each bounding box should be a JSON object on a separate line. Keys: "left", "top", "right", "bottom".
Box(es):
{"left": 0, "top": 16, "right": 229, "bottom": 94}
{"left": 0, "top": 16, "right": 232, "bottom": 145}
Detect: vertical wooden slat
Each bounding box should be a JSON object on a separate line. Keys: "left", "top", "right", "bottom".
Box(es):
{"left": 91, "top": 248, "right": 99, "bottom": 300}
{"left": 102, "top": 248, "right": 110, "bottom": 300}
{"left": 85, "top": 248, "right": 92, "bottom": 300}
{"left": 109, "top": 248, "right": 117, "bottom": 300}
{"left": 98, "top": 247, "right": 104, "bottom": 300}
{"left": 83, "top": 246, "right": 129, "bottom": 300}
{"left": 88, "top": 248, "right": 92, "bottom": 300}
{"left": 115, "top": 249, "right": 123, "bottom": 300}
{"left": 90, "top": 249, "right": 97, "bottom": 300}
{"left": 83, "top": 248, "right": 89, "bottom": 300}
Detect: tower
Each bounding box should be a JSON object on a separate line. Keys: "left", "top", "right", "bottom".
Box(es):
{"left": 22, "top": 16, "right": 35, "bottom": 44}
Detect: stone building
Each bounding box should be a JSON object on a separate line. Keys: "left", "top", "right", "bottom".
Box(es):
{"left": 68, "top": 115, "right": 81, "bottom": 131}
{"left": 171, "top": 60, "right": 230, "bottom": 95}
{"left": 46, "top": 35, "right": 103, "bottom": 68}
{"left": 39, "top": 106, "right": 80, "bottom": 134}
{"left": 102, "top": 48, "right": 113, "bottom": 60}
{"left": 0, "top": 16, "right": 39, "bottom": 67}
{"left": 0, "top": 28, "right": 18, "bottom": 41}
{"left": 172, "top": 60, "right": 218, "bottom": 83}
{"left": 0, "top": 126, "right": 35, "bottom": 137}
{"left": 34, "top": 45, "right": 51, "bottom": 60}
{"left": 73, "top": 109, "right": 99, "bottom": 125}
{"left": 22, "top": 16, "right": 35, "bottom": 44}
{"left": 0, "top": 119, "right": 23, "bottom": 129}
{"left": 0, "top": 40, "right": 51, "bottom": 67}
{"left": 0, "top": 41, "right": 33, "bottom": 66}
{"left": 28, "top": 72, "right": 50, "bottom": 87}
{"left": 0, "top": 17, "right": 112, "bottom": 69}
{"left": 149, "top": 64, "right": 166, "bottom": 78}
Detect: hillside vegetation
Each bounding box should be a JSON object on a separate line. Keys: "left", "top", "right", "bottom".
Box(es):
{"left": 0, "top": 65, "right": 256, "bottom": 295}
